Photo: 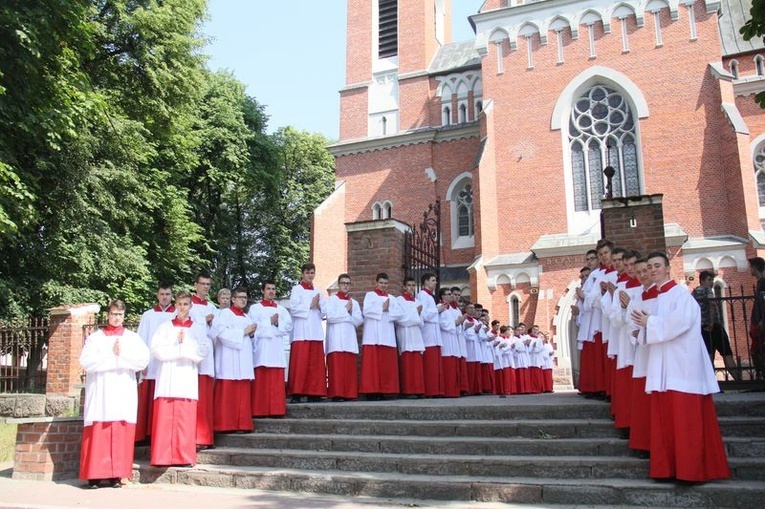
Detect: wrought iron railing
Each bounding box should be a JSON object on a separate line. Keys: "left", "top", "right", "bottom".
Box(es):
{"left": 0, "top": 318, "right": 49, "bottom": 393}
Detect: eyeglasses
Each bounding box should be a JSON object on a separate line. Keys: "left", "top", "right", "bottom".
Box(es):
{"left": 338, "top": 281, "right": 351, "bottom": 285}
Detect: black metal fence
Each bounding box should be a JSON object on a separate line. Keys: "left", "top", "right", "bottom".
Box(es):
{"left": 704, "top": 286, "right": 764, "bottom": 390}
{"left": 403, "top": 200, "right": 441, "bottom": 292}
{"left": 0, "top": 318, "right": 49, "bottom": 393}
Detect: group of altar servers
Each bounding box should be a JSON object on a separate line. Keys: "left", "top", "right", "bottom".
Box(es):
{"left": 78, "top": 264, "right": 560, "bottom": 486}
{"left": 288, "top": 265, "right": 556, "bottom": 402}
{"left": 572, "top": 240, "right": 730, "bottom": 482}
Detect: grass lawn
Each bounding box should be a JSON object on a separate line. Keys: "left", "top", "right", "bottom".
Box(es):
{"left": 0, "top": 423, "right": 17, "bottom": 463}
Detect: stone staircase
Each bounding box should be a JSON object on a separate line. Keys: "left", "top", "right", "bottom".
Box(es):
{"left": 133, "top": 392, "right": 765, "bottom": 507}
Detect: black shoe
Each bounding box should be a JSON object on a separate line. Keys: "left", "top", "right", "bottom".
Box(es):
{"left": 307, "top": 396, "right": 322, "bottom": 403}
{"left": 290, "top": 395, "right": 303, "bottom": 403}
{"left": 109, "top": 478, "right": 123, "bottom": 488}
{"left": 86, "top": 480, "right": 100, "bottom": 489}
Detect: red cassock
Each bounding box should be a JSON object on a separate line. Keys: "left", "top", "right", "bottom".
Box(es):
{"left": 481, "top": 364, "right": 495, "bottom": 394}
{"left": 359, "top": 345, "right": 400, "bottom": 394}
{"left": 196, "top": 375, "right": 215, "bottom": 446}
{"left": 629, "top": 376, "right": 651, "bottom": 451}
{"left": 135, "top": 379, "right": 155, "bottom": 442}
{"left": 80, "top": 422, "right": 136, "bottom": 481}
{"left": 441, "top": 356, "right": 461, "bottom": 398}
{"left": 649, "top": 391, "right": 730, "bottom": 481}
{"left": 251, "top": 367, "right": 286, "bottom": 417}
{"left": 503, "top": 367, "right": 517, "bottom": 395}
{"left": 327, "top": 351, "right": 358, "bottom": 399}
{"left": 399, "top": 351, "right": 425, "bottom": 395}
{"left": 543, "top": 368, "right": 554, "bottom": 392}
{"left": 612, "top": 366, "right": 633, "bottom": 429}
{"left": 213, "top": 379, "right": 253, "bottom": 432}
{"left": 422, "top": 346, "right": 444, "bottom": 397}
{"left": 150, "top": 398, "right": 197, "bottom": 466}
{"left": 494, "top": 367, "right": 505, "bottom": 395}
{"left": 287, "top": 341, "right": 327, "bottom": 397}
{"left": 458, "top": 357, "right": 469, "bottom": 394}
{"left": 579, "top": 332, "right": 606, "bottom": 393}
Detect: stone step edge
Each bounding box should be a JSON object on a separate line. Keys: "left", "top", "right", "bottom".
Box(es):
{"left": 219, "top": 432, "right": 765, "bottom": 444}
{"left": 133, "top": 461, "right": 765, "bottom": 490}
{"left": 198, "top": 447, "right": 764, "bottom": 468}
{"left": 133, "top": 462, "right": 765, "bottom": 506}
{"left": 256, "top": 416, "right": 765, "bottom": 425}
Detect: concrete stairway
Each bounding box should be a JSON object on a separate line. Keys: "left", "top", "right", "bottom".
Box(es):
{"left": 133, "top": 392, "right": 765, "bottom": 507}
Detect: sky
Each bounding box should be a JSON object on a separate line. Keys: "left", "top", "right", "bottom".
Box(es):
{"left": 202, "top": 1, "right": 485, "bottom": 141}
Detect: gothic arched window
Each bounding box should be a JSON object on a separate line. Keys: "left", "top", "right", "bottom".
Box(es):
{"left": 456, "top": 182, "right": 473, "bottom": 237}
{"left": 754, "top": 141, "right": 765, "bottom": 207}
{"left": 447, "top": 174, "right": 474, "bottom": 249}
{"left": 569, "top": 85, "right": 641, "bottom": 211}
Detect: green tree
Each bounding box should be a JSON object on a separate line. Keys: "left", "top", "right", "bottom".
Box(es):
{"left": 741, "top": 0, "right": 765, "bottom": 107}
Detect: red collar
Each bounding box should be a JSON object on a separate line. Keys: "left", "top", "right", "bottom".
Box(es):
{"left": 450, "top": 301, "right": 458, "bottom": 309}
{"left": 336, "top": 292, "right": 350, "bottom": 301}
{"left": 402, "top": 293, "right": 415, "bottom": 302}
{"left": 171, "top": 317, "right": 194, "bottom": 328}
{"left": 103, "top": 325, "right": 124, "bottom": 336}
{"left": 617, "top": 272, "right": 630, "bottom": 283}
{"left": 230, "top": 306, "right": 246, "bottom": 317}
{"left": 153, "top": 304, "right": 176, "bottom": 313}
{"left": 465, "top": 315, "right": 474, "bottom": 323}
{"left": 642, "top": 285, "right": 659, "bottom": 300}
{"left": 192, "top": 295, "right": 208, "bottom": 306}
{"left": 261, "top": 300, "right": 277, "bottom": 307}
{"left": 604, "top": 265, "right": 616, "bottom": 274}
{"left": 423, "top": 287, "right": 433, "bottom": 295}
{"left": 659, "top": 280, "right": 677, "bottom": 294}
{"left": 300, "top": 281, "right": 314, "bottom": 290}
{"left": 374, "top": 289, "right": 388, "bottom": 297}
{"left": 626, "top": 277, "right": 641, "bottom": 289}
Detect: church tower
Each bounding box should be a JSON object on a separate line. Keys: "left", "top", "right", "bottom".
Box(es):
{"left": 340, "top": 0, "right": 452, "bottom": 140}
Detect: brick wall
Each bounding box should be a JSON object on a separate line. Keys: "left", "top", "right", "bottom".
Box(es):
{"left": 13, "top": 418, "right": 83, "bottom": 481}
{"left": 601, "top": 195, "right": 667, "bottom": 256}
{"left": 46, "top": 305, "right": 99, "bottom": 396}
{"left": 346, "top": 220, "right": 407, "bottom": 299}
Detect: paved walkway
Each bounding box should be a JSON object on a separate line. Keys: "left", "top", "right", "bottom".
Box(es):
{"left": 0, "top": 466, "right": 559, "bottom": 509}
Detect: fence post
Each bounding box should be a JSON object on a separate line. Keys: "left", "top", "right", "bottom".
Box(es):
{"left": 45, "top": 304, "right": 100, "bottom": 397}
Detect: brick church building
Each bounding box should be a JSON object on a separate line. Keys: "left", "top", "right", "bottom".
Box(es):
{"left": 311, "top": 0, "right": 765, "bottom": 374}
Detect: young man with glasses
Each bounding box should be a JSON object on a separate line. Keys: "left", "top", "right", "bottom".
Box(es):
{"left": 325, "top": 274, "right": 363, "bottom": 400}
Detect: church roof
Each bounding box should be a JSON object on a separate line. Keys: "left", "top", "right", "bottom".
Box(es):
{"left": 718, "top": 0, "right": 765, "bottom": 56}
{"left": 429, "top": 40, "right": 481, "bottom": 74}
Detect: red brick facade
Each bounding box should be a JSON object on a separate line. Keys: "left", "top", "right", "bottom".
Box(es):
{"left": 314, "top": 0, "right": 765, "bottom": 370}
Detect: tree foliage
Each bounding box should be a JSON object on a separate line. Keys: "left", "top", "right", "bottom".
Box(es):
{"left": 741, "top": 0, "right": 765, "bottom": 107}
{"left": 0, "top": 0, "right": 334, "bottom": 323}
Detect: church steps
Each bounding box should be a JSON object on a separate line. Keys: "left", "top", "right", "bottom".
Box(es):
{"left": 215, "top": 432, "right": 764, "bottom": 459}
{"left": 132, "top": 393, "right": 765, "bottom": 505}
{"left": 131, "top": 463, "right": 765, "bottom": 508}
{"left": 191, "top": 447, "right": 764, "bottom": 481}
{"left": 249, "top": 416, "right": 765, "bottom": 439}
{"left": 216, "top": 433, "right": 633, "bottom": 457}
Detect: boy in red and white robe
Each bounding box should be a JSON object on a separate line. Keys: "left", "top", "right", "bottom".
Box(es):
{"left": 631, "top": 252, "right": 729, "bottom": 482}
{"left": 462, "top": 303, "right": 483, "bottom": 395}
{"left": 79, "top": 300, "right": 149, "bottom": 488}
{"left": 418, "top": 273, "right": 445, "bottom": 397}
{"left": 150, "top": 291, "right": 209, "bottom": 466}
{"left": 135, "top": 284, "right": 175, "bottom": 443}
{"left": 325, "top": 274, "right": 363, "bottom": 400}
{"left": 213, "top": 287, "right": 256, "bottom": 432}
{"left": 395, "top": 277, "right": 425, "bottom": 396}
{"left": 248, "top": 280, "right": 292, "bottom": 417}
{"left": 189, "top": 274, "right": 218, "bottom": 449}
{"left": 288, "top": 262, "right": 327, "bottom": 402}
{"left": 360, "top": 273, "right": 405, "bottom": 398}
{"left": 438, "top": 288, "right": 464, "bottom": 398}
